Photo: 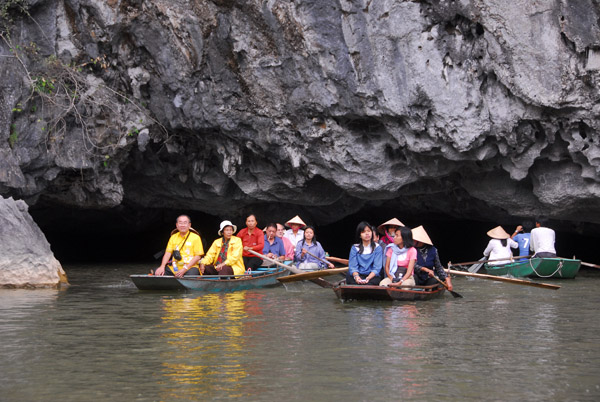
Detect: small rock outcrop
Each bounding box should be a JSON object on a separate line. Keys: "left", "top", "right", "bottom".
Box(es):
{"left": 0, "top": 195, "right": 67, "bottom": 288}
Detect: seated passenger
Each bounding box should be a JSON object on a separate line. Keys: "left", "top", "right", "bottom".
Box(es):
{"left": 200, "top": 220, "right": 245, "bottom": 276}
{"left": 377, "top": 217, "right": 405, "bottom": 245}
{"left": 412, "top": 225, "right": 453, "bottom": 290}
{"left": 380, "top": 227, "right": 416, "bottom": 287}
{"left": 483, "top": 226, "right": 518, "bottom": 265}
{"left": 262, "top": 223, "right": 286, "bottom": 266}
{"left": 284, "top": 215, "right": 306, "bottom": 248}
{"left": 155, "top": 215, "right": 204, "bottom": 278}
{"left": 238, "top": 214, "right": 265, "bottom": 271}
{"left": 511, "top": 220, "right": 534, "bottom": 261}
{"left": 530, "top": 217, "right": 557, "bottom": 258}
{"left": 276, "top": 223, "right": 295, "bottom": 260}
{"left": 346, "top": 221, "right": 383, "bottom": 285}
{"left": 294, "top": 226, "right": 334, "bottom": 271}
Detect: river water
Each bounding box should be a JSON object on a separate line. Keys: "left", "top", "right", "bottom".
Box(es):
{"left": 1, "top": 264, "right": 599, "bottom": 401}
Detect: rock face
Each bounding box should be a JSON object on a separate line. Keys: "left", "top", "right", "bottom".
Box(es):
{"left": 0, "top": 196, "right": 67, "bottom": 287}
{"left": 1, "top": 1, "right": 600, "bottom": 231}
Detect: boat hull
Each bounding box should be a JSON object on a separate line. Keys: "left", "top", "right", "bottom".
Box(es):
{"left": 484, "top": 258, "right": 581, "bottom": 279}
{"left": 177, "top": 267, "right": 288, "bottom": 291}
{"left": 130, "top": 274, "right": 197, "bottom": 290}
{"left": 333, "top": 284, "right": 445, "bottom": 301}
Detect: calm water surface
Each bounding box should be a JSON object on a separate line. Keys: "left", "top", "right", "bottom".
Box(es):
{"left": 1, "top": 264, "right": 599, "bottom": 401}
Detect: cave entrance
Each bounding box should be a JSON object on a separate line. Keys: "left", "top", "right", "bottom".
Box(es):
{"left": 30, "top": 203, "right": 600, "bottom": 268}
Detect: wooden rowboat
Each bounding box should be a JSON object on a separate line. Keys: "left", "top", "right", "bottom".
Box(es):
{"left": 177, "top": 267, "right": 288, "bottom": 292}
{"left": 333, "top": 283, "right": 445, "bottom": 301}
{"left": 483, "top": 257, "right": 581, "bottom": 279}
{"left": 131, "top": 267, "right": 288, "bottom": 291}
{"left": 130, "top": 274, "right": 195, "bottom": 290}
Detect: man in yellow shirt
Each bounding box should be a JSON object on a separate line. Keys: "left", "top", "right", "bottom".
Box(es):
{"left": 155, "top": 215, "right": 204, "bottom": 277}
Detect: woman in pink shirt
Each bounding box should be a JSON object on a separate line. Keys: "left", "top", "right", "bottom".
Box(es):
{"left": 380, "top": 227, "right": 417, "bottom": 287}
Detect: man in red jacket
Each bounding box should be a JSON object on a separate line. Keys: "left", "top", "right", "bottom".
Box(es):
{"left": 237, "top": 214, "right": 265, "bottom": 271}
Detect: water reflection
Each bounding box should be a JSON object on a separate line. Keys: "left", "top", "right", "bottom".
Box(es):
{"left": 157, "top": 292, "right": 252, "bottom": 400}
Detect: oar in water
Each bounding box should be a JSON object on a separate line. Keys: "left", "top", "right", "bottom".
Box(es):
{"left": 246, "top": 249, "right": 333, "bottom": 288}
{"left": 445, "top": 268, "right": 560, "bottom": 290}
{"left": 431, "top": 275, "right": 463, "bottom": 298}
{"left": 468, "top": 257, "right": 487, "bottom": 273}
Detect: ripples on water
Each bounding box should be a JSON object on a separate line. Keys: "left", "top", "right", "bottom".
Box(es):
{"left": 1, "top": 264, "right": 599, "bottom": 401}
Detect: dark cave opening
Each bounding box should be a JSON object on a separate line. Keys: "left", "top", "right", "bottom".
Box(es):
{"left": 30, "top": 203, "right": 600, "bottom": 269}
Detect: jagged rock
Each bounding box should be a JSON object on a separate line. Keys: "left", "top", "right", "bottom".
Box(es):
{"left": 0, "top": 195, "right": 67, "bottom": 288}
{"left": 1, "top": 0, "right": 600, "bottom": 233}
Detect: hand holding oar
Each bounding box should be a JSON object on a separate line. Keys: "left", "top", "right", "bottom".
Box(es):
{"left": 445, "top": 268, "right": 560, "bottom": 290}
{"left": 432, "top": 275, "right": 463, "bottom": 298}
{"left": 246, "top": 249, "right": 333, "bottom": 288}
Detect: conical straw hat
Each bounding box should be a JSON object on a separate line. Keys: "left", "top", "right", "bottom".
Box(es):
{"left": 412, "top": 225, "right": 433, "bottom": 246}
{"left": 285, "top": 215, "right": 306, "bottom": 228}
{"left": 487, "top": 226, "right": 510, "bottom": 240}
{"left": 377, "top": 217, "right": 405, "bottom": 234}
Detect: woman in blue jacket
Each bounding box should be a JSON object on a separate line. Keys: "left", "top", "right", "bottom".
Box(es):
{"left": 346, "top": 221, "right": 383, "bottom": 285}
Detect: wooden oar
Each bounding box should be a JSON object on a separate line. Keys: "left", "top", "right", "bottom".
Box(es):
{"left": 449, "top": 255, "right": 534, "bottom": 267}
{"left": 326, "top": 256, "right": 349, "bottom": 265}
{"left": 445, "top": 269, "right": 560, "bottom": 290}
{"left": 306, "top": 251, "right": 332, "bottom": 266}
{"left": 278, "top": 267, "right": 349, "bottom": 283}
{"left": 562, "top": 257, "right": 600, "bottom": 270}
{"left": 246, "top": 249, "right": 333, "bottom": 288}
{"left": 432, "top": 275, "right": 463, "bottom": 298}
{"left": 580, "top": 261, "right": 600, "bottom": 270}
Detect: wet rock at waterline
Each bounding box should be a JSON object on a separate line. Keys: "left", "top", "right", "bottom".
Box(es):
{"left": 0, "top": 196, "right": 67, "bottom": 288}
{"left": 1, "top": 1, "right": 600, "bottom": 230}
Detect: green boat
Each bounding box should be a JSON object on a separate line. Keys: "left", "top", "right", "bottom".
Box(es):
{"left": 484, "top": 257, "right": 581, "bottom": 279}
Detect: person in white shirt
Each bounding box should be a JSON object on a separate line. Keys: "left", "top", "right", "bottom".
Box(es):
{"left": 483, "top": 226, "right": 518, "bottom": 265}
{"left": 530, "top": 217, "right": 556, "bottom": 257}
{"left": 283, "top": 215, "right": 306, "bottom": 248}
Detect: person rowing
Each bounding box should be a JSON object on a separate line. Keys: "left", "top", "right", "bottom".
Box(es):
{"left": 294, "top": 226, "right": 334, "bottom": 271}
{"left": 483, "top": 226, "right": 518, "bottom": 265}
{"left": 412, "top": 225, "right": 453, "bottom": 290}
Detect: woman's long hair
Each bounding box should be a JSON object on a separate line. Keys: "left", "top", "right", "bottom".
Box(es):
{"left": 398, "top": 226, "right": 414, "bottom": 248}
{"left": 355, "top": 221, "right": 376, "bottom": 254}
{"left": 500, "top": 239, "right": 507, "bottom": 247}
{"left": 300, "top": 226, "right": 316, "bottom": 249}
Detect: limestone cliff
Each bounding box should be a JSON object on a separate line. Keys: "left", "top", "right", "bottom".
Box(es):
{"left": 1, "top": 0, "right": 600, "bottom": 230}
{"left": 0, "top": 195, "right": 67, "bottom": 287}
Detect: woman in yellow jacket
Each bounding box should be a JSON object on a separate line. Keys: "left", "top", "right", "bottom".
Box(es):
{"left": 200, "top": 220, "right": 245, "bottom": 276}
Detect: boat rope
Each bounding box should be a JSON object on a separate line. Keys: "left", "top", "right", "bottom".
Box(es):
{"left": 529, "top": 258, "right": 564, "bottom": 278}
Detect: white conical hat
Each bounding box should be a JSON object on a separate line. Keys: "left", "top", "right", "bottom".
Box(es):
{"left": 285, "top": 215, "right": 306, "bottom": 228}
{"left": 487, "top": 226, "right": 510, "bottom": 240}
{"left": 377, "top": 217, "right": 405, "bottom": 234}
{"left": 412, "top": 225, "right": 433, "bottom": 246}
